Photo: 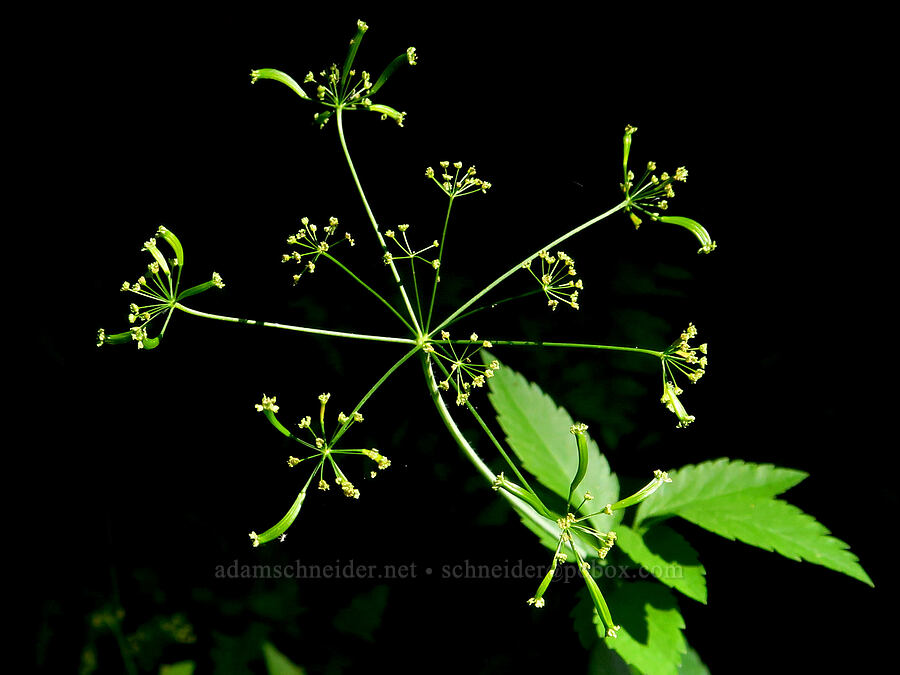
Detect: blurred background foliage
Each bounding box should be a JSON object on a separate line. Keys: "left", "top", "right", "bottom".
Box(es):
{"left": 25, "top": 5, "right": 890, "bottom": 673}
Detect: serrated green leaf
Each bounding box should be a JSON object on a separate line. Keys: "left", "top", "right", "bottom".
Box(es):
{"left": 615, "top": 525, "right": 707, "bottom": 604}
{"left": 485, "top": 353, "right": 619, "bottom": 533}
{"left": 690, "top": 497, "right": 871, "bottom": 586}
{"left": 588, "top": 644, "right": 638, "bottom": 674}
{"left": 634, "top": 458, "right": 807, "bottom": 527}
{"left": 609, "top": 582, "right": 686, "bottom": 675}
{"left": 262, "top": 641, "right": 304, "bottom": 675}
{"left": 572, "top": 582, "right": 686, "bottom": 675}
{"left": 635, "top": 459, "right": 873, "bottom": 586}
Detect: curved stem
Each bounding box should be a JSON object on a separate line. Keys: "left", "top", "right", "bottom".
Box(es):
{"left": 335, "top": 107, "right": 423, "bottom": 336}
{"left": 430, "top": 356, "right": 541, "bottom": 498}
{"left": 423, "top": 357, "right": 563, "bottom": 544}
{"left": 329, "top": 344, "right": 421, "bottom": 447}
{"left": 174, "top": 302, "right": 417, "bottom": 345}
{"left": 431, "top": 200, "right": 630, "bottom": 335}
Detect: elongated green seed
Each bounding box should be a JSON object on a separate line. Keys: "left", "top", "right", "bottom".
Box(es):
{"left": 580, "top": 562, "right": 618, "bottom": 636}
{"left": 251, "top": 490, "right": 307, "bottom": 546}
{"left": 367, "top": 103, "right": 406, "bottom": 126}
{"left": 492, "top": 473, "right": 553, "bottom": 518}
{"left": 140, "top": 336, "right": 161, "bottom": 350}
{"left": 341, "top": 20, "right": 369, "bottom": 90}
{"left": 156, "top": 226, "right": 184, "bottom": 268}
{"left": 567, "top": 422, "right": 590, "bottom": 507}
{"left": 250, "top": 68, "right": 311, "bottom": 101}
{"left": 142, "top": 239, "right": 171, "bottom": 277}
{"left": 609, "top": 470, "right": 672, "bottom": 511}
{"left": 368, "top": 52, "right": 411, "bottom": 96}
{"left": 656, "top": 215, "right": 716, "bottom": 254}
{"left": 176, "top": 280, "right": 215, "bottom": 301}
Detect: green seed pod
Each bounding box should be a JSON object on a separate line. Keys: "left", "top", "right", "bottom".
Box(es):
{"left": 260, "top": 408, "right": 300, "bottom": 443}
{"left": 142, "top": 239, "right": 171, "bottom": 277}
{"left": 140, "top": 336, "right": 161, "bottom": 350}
{"left": 609, "top": 470, "right": 672, "bottom": 511}
{"left": 580, "top": 564, "right": 617, "bottom": 635}
{"left": 661, "top": 380, "right": 695, "bottom": 428}
{"left": 567, "top": 423, "right": 590, "bottom": 507}
{"left": 341, "top": 20, "right": 369, "bottom": 90}
{"left": 493, "top": 474, "right": 553, "bottom": 519}
{"left": 528, "top": 558, "right": 560, "bottom": 608}
{"left": 250, "top": 68, "right": 312, "bottom": 101}
{"left": 368, "top": 51, "right": 412, "bottom": 96}
{"left": 367, "top": 103, "right": 406, "bottom": 126}
{"left": 622, "top": 125, "right": 637, "bottom": 177}
{"left": 97, "top": 330, "right": 132, "bottom": 346}
{"left": 253, "top": 490, "right": 308, "bottom": 546}
{"left": 156, "top": 226, "right": 184, "bottom": 268}
{"left": 176, "top": 280, "right": 216, "bottom": 301}
{"left": 656, "top": 215, "right": 716, "bottom": 254}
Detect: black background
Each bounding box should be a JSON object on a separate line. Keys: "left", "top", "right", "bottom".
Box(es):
{"left": 25, "top": 5, "right": 891, "bottom": 674}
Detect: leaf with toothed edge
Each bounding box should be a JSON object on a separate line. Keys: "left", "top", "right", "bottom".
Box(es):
{"left": 634, "top": 458, "right": 873, "bottom": 586}
{"left": 483, "top": 352, "right": 620, "bottom": 535}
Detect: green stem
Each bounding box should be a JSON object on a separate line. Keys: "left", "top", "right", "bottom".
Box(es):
{"left": 329, "top": 344, "right": 421, "bottom": 447}
{"left": 408, "top": 253, "right": 425, "bottom": 329}
{"left": 482, "top": 340, "right": 663, "bottom": 358}
{"left": 174, "top": 303, "right": 417, "bottom": 345}
{"left": 335, "top": 106, "right": 423, "bottom": 336}
{"left": 431, "top": 200, "right": 630, "bottom": 335}
{"left": 425, "top": 196, "right": 454, "bottom": 331}
{"left": 430, "top": 356, "right": 542, "bottom": 500}
{"left": 423, "top": 357, "right": 564, "bottom": 544}
{"left": 321, "top": 251, "right": 415, "bottom": 333}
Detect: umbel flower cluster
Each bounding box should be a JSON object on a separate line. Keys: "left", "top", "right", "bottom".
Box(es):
{"left": 426, "top": 332, "right": 498, "bottom": 406}
{"left": 621, "top": 125, "right": 716, "bottom": 255}
{"left": 283, "top": 216, "right": 355, "bottom": 283}
{"left": 248, "top": 392, "right": 391, "bottom": 547}
{"left": 250, "top": 19, "right": 416, "bottom": 129}
{"left": 659, "top": 323, "right": 708, "bottom": 428}
{"left": 521, "top": 250, "right": 582, "bottom": 310}
{"left": 383, "top": 223, "right": 440, "bottom": 270}
{"left": 491, "top": 421, "right": 674, "bottom": 638}
{"left": 97, "top": 227, "right": 224, "bottom": 350}
{"left": 96, "top": 21, "right": 720, "bottom": 659}
{"left": 425, "top": 161, "right": 492, "bottom": 198}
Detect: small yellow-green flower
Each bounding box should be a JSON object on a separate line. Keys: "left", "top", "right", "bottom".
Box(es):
{"left": 250, "top": 21, "right": 415, "bottom": 129}
{"left": 97, "top": 226, "right": 223, "bottom": 351}
{"left": 659, "top": 323, "right": 707, "bottom": 427}
{"left": 522, "top": 250, "right": 582, "bottom": 310}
